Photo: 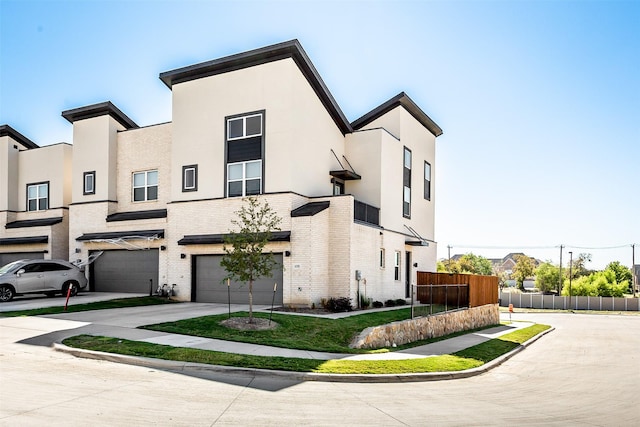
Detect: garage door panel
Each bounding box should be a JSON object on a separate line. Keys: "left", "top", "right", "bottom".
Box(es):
{"left": 91, "top": 250, "right": 158, "bottom": 293}
{"left": 195, "top": 255, "right": 283, "bottom": 304}
{"left": 0, "top": 252, "right": 45, "bottom": 267}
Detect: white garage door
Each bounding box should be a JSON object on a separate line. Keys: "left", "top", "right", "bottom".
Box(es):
{"left": 90, "top": 250, "right": 159, "bottom": 293}
{"left": 194, "top": 254, "right": 283, "bottom": 304}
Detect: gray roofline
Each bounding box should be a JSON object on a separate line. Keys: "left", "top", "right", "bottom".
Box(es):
{"left": 351, "top": 92, "right": 443, "bottom": 138}
{"left": 0, "top": 125, "right": 39, "bottom": 149}
{"left": 159, "top": 39, "right": 352, "bottom": 135}
{"left": 61, "top": 101, "right": 138, "bottom": 130}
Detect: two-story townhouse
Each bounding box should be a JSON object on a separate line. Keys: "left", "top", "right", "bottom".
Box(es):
{"left": 57, "top": 39, "right": 443, "bottom": 307}
{"left": 0, "top": 125, "right": 72, "bottom": 265}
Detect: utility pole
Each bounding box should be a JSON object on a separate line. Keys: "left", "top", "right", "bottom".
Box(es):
{"left": 558, "top": 245, "right": 564, "bottom": 295}
{"left": 447, "top": 245, "right": 452, "bottom": 272}
{"left": 633, "top": 244, "right": 636, "bottom": 298}
{"left": 568, "top": 251, "right": 573, "bottom": 309}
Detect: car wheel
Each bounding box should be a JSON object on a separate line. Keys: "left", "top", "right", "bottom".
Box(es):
{"left": 0, "top": 285, "right": 15, "bottom": 302}
{"left": 62, "top": 282, "right": 78, "bottom": 297}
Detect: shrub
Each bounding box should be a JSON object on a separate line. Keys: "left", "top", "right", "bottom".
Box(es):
{"left": 359, "top": 295, "right": 372, "bottom": 309}
{"left": 325, "top": 297, "right": 353, "bottom": 312}
{"left": 395, "top": 298, "right": 406, "bottom": 306}
{"left": 372, "top": 301, "right": 383, "bottom": 308}
{"left": 384, "top": 299, "right": 397, "bottom": 307}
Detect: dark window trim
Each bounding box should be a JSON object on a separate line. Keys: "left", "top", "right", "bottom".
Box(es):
{"left": 26, "top": 181, "right": 49, "bottom": 212}
{"left": 403, "top": 147, "right": 411, "bottom": 219}
{"left": 182, "top": 165, "right": 198, "bottom": 192}
{"left": 83, "top": 171, "right": 96, "bottom": 195}
{"left": 424, "top": 161, "right": 431, "bottom": 201}
{"left": 224, "top": 110, "right": 265, "bottom": 197}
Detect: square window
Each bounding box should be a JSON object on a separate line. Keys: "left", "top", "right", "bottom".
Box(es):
{"left": 26, "top": 182, "right": 48, "bottom": 212}
{"left": 132, "top": 170, "right": 158, "bottom": 202}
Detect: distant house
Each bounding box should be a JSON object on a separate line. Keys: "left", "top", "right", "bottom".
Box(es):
{"left": 634, "top": 265, "right": 640, "bottom": 293}
{"left": 492, "top": 253, "right": 540, "bottom": 275}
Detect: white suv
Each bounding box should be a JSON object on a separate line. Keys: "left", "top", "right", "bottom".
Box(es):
{"left": 0, "top": 259, "right": 88, "bottom": 302}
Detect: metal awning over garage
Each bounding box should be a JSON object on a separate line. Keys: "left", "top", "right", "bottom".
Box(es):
{"left": 76, "top": 229, "right": 164, "bottom": 241}
{"left": 178, "top": 231, "right": 290, "bottom": 245}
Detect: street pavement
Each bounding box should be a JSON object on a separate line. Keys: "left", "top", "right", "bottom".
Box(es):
{"left": 1, "top": 294, "right": 639, "bottom": 425}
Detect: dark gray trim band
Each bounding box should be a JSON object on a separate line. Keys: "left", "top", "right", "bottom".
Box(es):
{"left": 178, "top": 231, "right": 291, "bottom": 245}
{"left": 0, "top": 236, "right": 49, "bottom": 245}
{"left": 5, "top": 217, "right": 63, "bottom": 229}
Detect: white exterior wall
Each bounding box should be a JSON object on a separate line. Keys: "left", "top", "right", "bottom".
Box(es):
{"left": 170, "top": 58, "right": 344, "bottom": 201}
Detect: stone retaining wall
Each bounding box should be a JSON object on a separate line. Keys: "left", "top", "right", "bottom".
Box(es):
{"left": 350, "top": 304, "right": 500, "bottom": 349}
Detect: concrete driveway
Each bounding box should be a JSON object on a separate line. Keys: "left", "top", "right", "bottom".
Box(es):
{"left": 1, "top": 310, "right": 638, "bottom": 425}
{"left": 0, "top": 292, "right": 149, "bottom": 312}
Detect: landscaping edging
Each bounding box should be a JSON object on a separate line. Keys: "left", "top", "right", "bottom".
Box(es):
{"left": 350, "top": 304, "right": 500, "bottom": 349}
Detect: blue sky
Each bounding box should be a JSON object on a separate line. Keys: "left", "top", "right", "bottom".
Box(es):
{"left": 1, "top": 0, "right": 638, "bottom": 269}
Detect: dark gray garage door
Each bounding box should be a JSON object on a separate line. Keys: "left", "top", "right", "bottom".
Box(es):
{"left": 90, "top": 250, "right": 158, "bottom": 293}
{"left": 0, "top": 252, "right": 45, "bottom": 267}
{"left": 194, "top": 254, "right": 283, "bottom": 304}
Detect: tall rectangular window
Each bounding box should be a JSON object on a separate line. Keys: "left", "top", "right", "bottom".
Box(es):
{"left": 380, "top": 248, "right": 386, "bottom": 268}
{"left": 424, "top": 161, "right": 431, "bottom": 201}
{"left": 403, "top": 147, "right": 411, "bottom": 218}
{"left": 27, "top": 182, "right": 48, "bottom": 211}
{"left": 132, "top": 170, "right": 158, "bottom": 202}
{"left": 226, "top": 111, "right": 264, "bottom": 197}
{"left": 83, "top": 171, "right": 95, "bottom": 195}
{"left": 182, "top": 165, "right": 197, "bottom": 192}
{"left": 394, "top": 251, "right": 401, "bottom": 281}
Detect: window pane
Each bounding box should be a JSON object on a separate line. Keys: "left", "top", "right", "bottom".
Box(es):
{"left": 404, "top": 149, "right": 411, "bottom": 169}
{"left": 38, "top": 184, "right": 48, "bottom": 196}
{"left": 245, "top": 115, "right": 262, "bottom": 136}
{"left": 28, "top": 186, "right": 37, "bottom": 198}
{"left": 146, "top": 171, "right": 158, "bottom": 185}
{"left": 28, "top": 200, "right": 36, "bottom": 211}
{"left": 133, "top": 187, "right": 145, "bottom": 201}
{"left": 228, "top": 163, "right": 243, "bottom": 180}
{"left": 424, "top": 162, "right": 431, "bottom": 180}
{"left": 228, "top": 181, "right": 242, "bottom": 197}
{"left": 245, "top": 160, "right": 261, "bottom": 179}
{"left": 39, "top": 198, "right": 48, "bottom": 210}
{"left": 245, "top": 179, "right": 261, "bottom": 195}
{"left": 184, "top": 169, "right": 195, "bottom": 188}
{"left": 133, "top": 172, "right": 145, "bottom": 187}
{"left": 228, "top": 118, "right": 244, "bottom": 139}
{"left": 404, "top": 186, "right": 411, "bottom": 202}
{"left": 147, "top": 185, "right": 158, "bottom": 200}
{"left": 85, "top": 174, "right": 94, "bottom": 192}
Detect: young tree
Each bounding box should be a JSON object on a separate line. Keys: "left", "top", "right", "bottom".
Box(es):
{"left": 512, "top": 254, "right": 535, "bottom": 291}
{"left": 221, "top": 197, "right": 282, "bottom": 323}
{"left": 535, "top": 262, "right": 560, "bottom": 294}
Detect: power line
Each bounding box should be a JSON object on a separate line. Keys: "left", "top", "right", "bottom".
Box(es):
{"left": 448, "top": 243, "right": 636, "bottom": 251}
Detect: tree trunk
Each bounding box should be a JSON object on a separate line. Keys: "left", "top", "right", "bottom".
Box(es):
{"left": 248, "top": 279, "right": 254, "bottom": 324}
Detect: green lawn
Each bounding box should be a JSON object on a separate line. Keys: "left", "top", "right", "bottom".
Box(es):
{"left": 0, "top": 296, "right": 179, "bottom": 317}
{"left": 62, "top": 324, "right": 550, "bottom": 374}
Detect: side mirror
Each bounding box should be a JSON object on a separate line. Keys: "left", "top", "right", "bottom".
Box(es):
{"left": 16, "top": 269, "right": 25, "bottom": 277}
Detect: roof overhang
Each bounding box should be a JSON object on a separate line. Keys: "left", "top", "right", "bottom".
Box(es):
{"left": 5, "top": 217, "right": 63, "bottom": 229}
{"left": 291, "top": 202, "right": 330, "bottom": 217}
{"left": 159, "top": 40, "right": 352, "bottom": 135}
{"left": 0, "top": 236, "right": 48, "bottom": 245}
{"left": 351, "top": 92, "right": 443, "bottom": 138}
{"left": 62, "top": 101, "right": 138, "bottom": 130}
{"left": 178, "top": 231, "right": 291, "bottom": 245}
{"left": 106, "top": 209, "right": 168, "bottom": 222}
{"left": 0, "top": 125, "right": 39, "bottom": 149}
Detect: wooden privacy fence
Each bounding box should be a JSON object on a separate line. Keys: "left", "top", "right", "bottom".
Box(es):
{"left": 416, "top": 272, "right": 498, "bottom": 307}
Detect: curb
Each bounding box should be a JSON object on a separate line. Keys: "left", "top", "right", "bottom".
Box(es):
{"left": 53, "top": 327, "right": 554, "bottom": 383}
